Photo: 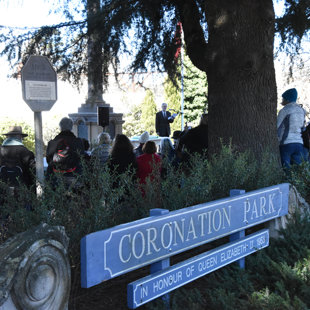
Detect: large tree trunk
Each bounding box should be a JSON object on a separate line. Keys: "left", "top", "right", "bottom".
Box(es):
{"left": 205, "top": 0, "right": 278, "bottom": 157}
{"left": 87, "top": 0, "right": 104, "bottom": 105}
{"left": 180, "top": 0, "right": 279, "bottom": 159}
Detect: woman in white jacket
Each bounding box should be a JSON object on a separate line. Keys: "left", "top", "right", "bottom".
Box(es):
{"left": 277, "top": 88, "right": 306, "bottom": 168}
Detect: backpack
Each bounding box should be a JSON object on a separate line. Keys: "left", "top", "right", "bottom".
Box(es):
{"left": 0, "top": 146, "right": 24, "bottom": 187}
{"left": 52, "top": 139, "right": 78, "bottom": 173}
{"left": 0, "top": 165, "right": 23, "bottom": 187}
{"left": 302, "top": 123, "right": 310, "bottom": 149}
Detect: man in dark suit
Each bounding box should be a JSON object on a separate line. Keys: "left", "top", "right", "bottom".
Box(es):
{"left": 155, "top": 103, "right": 176, "bottom": 137}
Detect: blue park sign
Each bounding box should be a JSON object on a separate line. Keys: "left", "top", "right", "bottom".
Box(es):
{"left": 81, "top": 183, "right": 289, "bottom": 289}
{"left": 128, "top": 229, "right": 269, "bottom": 308}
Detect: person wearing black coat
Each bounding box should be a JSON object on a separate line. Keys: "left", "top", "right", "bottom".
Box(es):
{"left": 108, "top": 134, "right": 137, "bottom": 177}
{"left": 107, "top": 134, "right": 137, "bottom": 190}
{"left": 178, "top": 114, "right": 209, "bottom": 159}
{"left": 0, "top": 126, "right": 35, "bottom": 189}
{"left": 46, "top": 117, "right": 84, "bottom": 182}
{"left": 155, "top": 103, "right": 176, "bottom": 137}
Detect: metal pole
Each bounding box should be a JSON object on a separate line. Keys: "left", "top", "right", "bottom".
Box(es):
{"left": 34, "top": 111, "right": 44, "bottom": 185}
{"left": 181, "top": 28, "right": 184, "bottom": 131}
{"left": 149, "top": 208, "right": 170, "bottom": 309}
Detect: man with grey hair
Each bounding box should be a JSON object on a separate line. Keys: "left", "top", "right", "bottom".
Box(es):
{"left": 46, "top": 117, "right": 84, "bottom": 185}
{"left": 59, "top": 117, "right": 74, "bottom": 131}
{"left": 155, "top": 103, "right": 176, "bottom": 137}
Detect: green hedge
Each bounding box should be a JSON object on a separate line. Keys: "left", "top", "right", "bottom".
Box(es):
{"left": 1, "top": 145, "right": 310, "bottom": 309}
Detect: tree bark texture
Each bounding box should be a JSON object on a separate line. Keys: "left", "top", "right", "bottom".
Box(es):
{"left": 180, "top": 0, "right": 279, "bottom": 158}
{"left": 87, "top": 0, "right": 104, "bottom": 105}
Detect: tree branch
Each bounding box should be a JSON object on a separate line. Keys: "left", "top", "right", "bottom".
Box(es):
{"left": 173, "top": 0, "right": 209, "bottom": 72}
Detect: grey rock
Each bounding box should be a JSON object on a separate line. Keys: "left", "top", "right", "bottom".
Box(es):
{"left": 269, "top": 184, "right": 309, "bottom": 239}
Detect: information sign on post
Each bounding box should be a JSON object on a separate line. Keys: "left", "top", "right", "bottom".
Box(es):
{"left": 21, "top": 55, "right": 57, "bottom": 112}
{"left": 21, "top": 55, "right": 58, "bottom": 183}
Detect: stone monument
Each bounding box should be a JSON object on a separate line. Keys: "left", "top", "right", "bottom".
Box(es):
{"left": 69, "top": 0, "right": 123, "bottom": 143}
{"left": 69, "top": 99, "right": 123, "bottom": 143}
{"left": 0, "top": 223, "right": 70, "bottom": 310}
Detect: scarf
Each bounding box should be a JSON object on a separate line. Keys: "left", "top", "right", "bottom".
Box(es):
{"left": 2, "top": 137, "right": 24, "bottom": 146}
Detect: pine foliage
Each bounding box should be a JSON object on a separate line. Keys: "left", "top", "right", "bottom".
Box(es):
{"left": 183, "top": 54, "right": 208, "bottom": 126}
{"left": 140, "top": 89, "right": 157, "bottom": 135}
{"left": 164, "top": 53, "right": 208, "bottom": 131}
{"left": 163, "top": 77, "right": 181, "bottom": 133}
{"left": 122, "top": 103, "right": 144, "bottom": 137}
{"left": 1, "top": 0, "right": 308, "bottom": 88}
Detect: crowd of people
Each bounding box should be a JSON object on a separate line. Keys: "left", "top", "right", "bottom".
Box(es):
{"left": 0, "top": 91, "right": 309, "bottom": 194}
{"left": 0, "top": 112, "right": 209, "bottom": 196}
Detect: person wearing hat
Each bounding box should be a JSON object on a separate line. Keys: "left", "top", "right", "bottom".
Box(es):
{"left": 155, "top": 103, "right": 177, "bottom": 137}
{"left": 134, "top": 131, "right": 149, "bottom": 157}
{"left": 277, "top": 88, "right": 307, "bottom": 169}
{"left": 0, "top": 125, "right": 35, "bottom": 189}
